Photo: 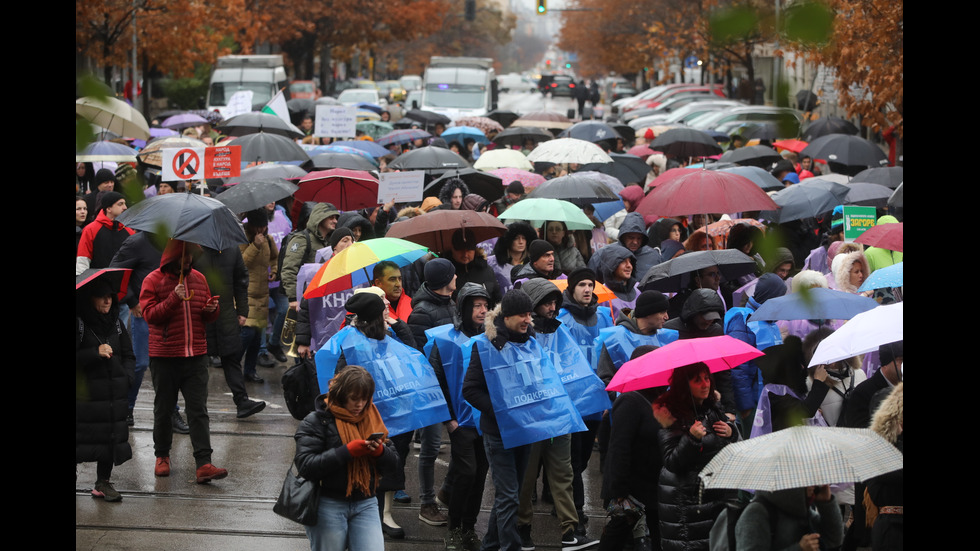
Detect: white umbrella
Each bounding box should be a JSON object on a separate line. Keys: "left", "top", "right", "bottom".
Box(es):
{"left": 699, "top": 426, "right": 903, "bottom": 492}
{"left": 473, "top": 148, "right": 534, "bottom": 171}
{"left": 526, "top": 138, "right": 614, "bottom": 165}
{"left": 808, "top": 302, "right": 902, "bottom": 367}
{"left": 76, "top": 96, "right": 151, "bottom": 140}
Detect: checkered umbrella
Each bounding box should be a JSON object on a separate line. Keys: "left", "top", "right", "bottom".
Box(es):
{"left": 699, "top": 426, "right": 904, "bottom": 492}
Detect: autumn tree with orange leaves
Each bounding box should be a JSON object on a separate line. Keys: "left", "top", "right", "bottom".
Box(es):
{"left": 557, "top": 0, "right": 659, "bottom": 78}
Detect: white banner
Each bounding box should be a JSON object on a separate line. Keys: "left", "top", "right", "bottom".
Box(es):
{"left": 378, "top": 171, "right": 425, "bottom": 204}
{"left": 315, "top": 105, "right": 357, "bottom": 138}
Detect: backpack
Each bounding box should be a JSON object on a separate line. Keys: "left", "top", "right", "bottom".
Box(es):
{"left": 275, "top": 229, "right": 312, "bottom": 283}
{"left": 281, "top": 358, "right": 320, "bottom": 420}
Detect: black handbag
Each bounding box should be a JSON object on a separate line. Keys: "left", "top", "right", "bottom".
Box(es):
{"left": 273, "top": 462, "right": 320, "bottom": 526}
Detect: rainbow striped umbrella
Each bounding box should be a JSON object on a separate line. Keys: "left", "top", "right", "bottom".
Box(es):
{"left": 303, "top": 238, "right": 429, "bottom": 299}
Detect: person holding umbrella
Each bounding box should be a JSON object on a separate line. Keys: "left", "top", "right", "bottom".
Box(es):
{"left": 140, "top": 240, "right": 227, "bottom": 484}
{"left": 77, "top": 271, "right": 134, "bottom": 502}
{"left": 652, "top": 362, "right": 739, "bottom": 551}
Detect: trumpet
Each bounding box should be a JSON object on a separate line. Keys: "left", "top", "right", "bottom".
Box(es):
{"left": 281, "top": 308, "right": 298, "bottom": 357}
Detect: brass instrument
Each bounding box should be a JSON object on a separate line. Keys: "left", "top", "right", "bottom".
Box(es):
{"left": 281, "top": 308, "right": 300, "bottom": 357}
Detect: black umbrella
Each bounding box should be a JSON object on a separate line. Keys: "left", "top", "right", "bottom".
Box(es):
{"left": 115, "top": 192, "right": 248, "bottom": 250}
{"left": 230, "top": 132, "right": 311, "bottom": 164}
{"left": 800, "top": 134, "right": 888, "bottom": 175}
{"left": 216, "top": 179, "right": 300, "bottom": 214}
{"left": 558, "top": 121, "right": 623, "bottom": 144}
{"left": 286, "top": 98, "right": 314, "bottom": 121}
{"left": 796, "top": 90, "right": 819, "bottom": 111}
{"left": 388, "top": 146, "right": 469, "bottom": 171}
{"left": 404, "top": 109, "right": 451, "bottom": 128}
{"left": 758, "top": 178, "right": 850, "bottom": 223}
{"left": 525, "top": 172, "right": 620, "bottom": 207}
{"left": 851, "top": 166, "right": 903, "bottom": 189}
{"left": 581, "top": 152, "right": 651, "bottom": 186}
{"left": 639, "top": 249, "right": 757, "bottom": 293}
{"left": 76, "top": 268, "right": 132, "bottom": 300}
{"left": 218, "top": 112, "right": 304, "bottom": 139}
{"left": 844, "top": 182, "right": 894, "bottom": 208}
{"left": 719, "top": 145, "right": 783, "bottom": 169}
{"left": 224, "top": 163, "right": 307, "bottom": 185}
{"left": 649, "top": 127, "right": 723, "bottom": 158}
{"left": 425, "top": 168, "right": 504, "bottom": 203}
{"left": 887, "top": 182, "right": 903, "bottom": 209}
{"left": 801, "top": 117, "right": 859, "bottom": 141}
{"left": 608, "top": 122, "right": 636, "bottom": 144}
{"left": 492, "top": 126, "right": 554, "bottom": 147}
{"left": 484, "top": 109, "right": 521, "bottom": 128}
{"left": 305, "top": 152, "right": 378, "bottom": 171}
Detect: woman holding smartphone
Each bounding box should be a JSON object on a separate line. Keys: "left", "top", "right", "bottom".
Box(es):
{"left": 294, "top": 365, "right": 398, "bottom": 551}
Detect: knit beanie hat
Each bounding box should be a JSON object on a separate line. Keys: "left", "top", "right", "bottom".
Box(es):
{"left": 329, "top": 227, "right": 353, "bottom": 250}
{"left": 245, "top": 208, "right": 268, "bottom": 227}
{"left": 345, "top": 292, "right": 385, "bottom": 320}
{"left": 634, "top": 290, "right": 669, "bottom": 318}
{"left": 879, "top": 340, "right": 903, "bottom": 367}
{"left": 99, "top": 191, "right": 125, "bottom": 211}
{"left": 424, "top": 258, "right": 456, "bottom": 290}
{"left": 94, "top": 168, "right": 116, "bottom": 187}
{"left": 753, "top": 273, "right": 788, "bottom": 304}
{"left": 528, "top": 239, "right": 554, "bottom": 264}
{"left": 567, "top": 267, "right": 597, "bottom": 292}
{"left": 500, "top": 288, "right": 533, "bottom": 317}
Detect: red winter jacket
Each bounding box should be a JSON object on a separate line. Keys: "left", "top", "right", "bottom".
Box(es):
{"left": 139, "top": 242, "right": 219, "bottom": 358}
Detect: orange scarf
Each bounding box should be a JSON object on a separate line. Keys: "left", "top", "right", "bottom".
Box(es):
{"left": 327, "top": 398, "right": 388, "bottom": 497}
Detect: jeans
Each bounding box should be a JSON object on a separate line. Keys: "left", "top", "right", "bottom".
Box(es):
{"left": 305, "top": 495, "right": 384, "bottom": 551}
{"left": 150, "top": 355, "right": 213, "bottom": 467}
{"left": 519, "top": 434, "right": 577, "bottom": 532}
{"left": 447, "top": 426, "right": 489, "bottom": 530}
{"left": 128, "top": 315, "right": 149, "bottom": 410}
{"left": 481, "top": 432, "right": 530, "bottom": 551}
{"left": 240, "top": 326, "right": 262, "bottom": 377}
{"left": 418, "top": 423, "right": 443, "bottom": 505}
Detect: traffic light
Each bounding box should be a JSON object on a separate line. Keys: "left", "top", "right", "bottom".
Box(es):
{"left": 465, "top": 0, "right": 476, "bottom": 21}
{"left": 536, "top": 0, "right": 547, "bottom": 15}
{"left": 565, "top": 63, "right": 571, "bottom": 69}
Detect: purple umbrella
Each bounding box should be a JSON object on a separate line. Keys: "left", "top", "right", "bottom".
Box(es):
{"left": 161, "top": 113, "right": 209, "bottom": 130}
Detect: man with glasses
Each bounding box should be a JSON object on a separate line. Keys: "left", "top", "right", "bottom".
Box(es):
{"left": 667, "top": 265, "right": 723, "bottom": 320}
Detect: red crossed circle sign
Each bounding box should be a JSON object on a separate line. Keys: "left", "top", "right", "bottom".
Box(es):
{"left": 172, "top": 148, "right": 201, "bottom": 180}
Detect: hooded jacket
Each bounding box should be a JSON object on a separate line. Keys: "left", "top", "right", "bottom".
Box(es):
{"left": 596, "top": 244, "right": 640, "bottom": 318}
{"left": 437, "top": 178, "right": 470, "bottom": 209}
{"left": 447, "top": 249, "right": 501, "bottom": 306}
{"left": 337, "top": 211, "right": 375, "bottom": 241}
{"left": 197, "top": 246, "right": 249, "bottom": 356}
{"left": 833, "top": 249, "right": 870, "bottom": 294}
{"left": 407, "top": 282, "right": 456, "bottom": 351}
{"left": 281, "top": 202, "right": 340, "bottom": 300}
{"left": 239, "top": 228, "right": 279, "bottom": 329}
{"left": 618, "top": 212, "right": 662, "bottom": 279}
{"left": 724, "top": 275, "right": 785, "bottom": 412}
{"left": 139, "top": 242, "right": 219, "bottom": 358}
{"left": 735, "top": 488, "right": 843, "bottom": 551}
{"left": 76, "top": 210, "right": 135, "bottom": 274}
{"left": 595, "top": 308, "right": 679, "bottom": 392}
{"left": 557, "top": 287, "right": 614, "bottom": 368}
{"left": 865, "top": 215, "right": 903, "bottom": 273}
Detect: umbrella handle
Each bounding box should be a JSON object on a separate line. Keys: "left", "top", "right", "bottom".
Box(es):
{"left": 179, "top": 243, "right": 195, "bottom": 301}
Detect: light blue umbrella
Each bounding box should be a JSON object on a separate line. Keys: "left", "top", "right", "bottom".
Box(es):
{"left": 748, "top": 287, "right": 879, "bottom": 322}
{"left": 442, "top": 125, "right": 489, "bottom": 145}
{"left": 76, "top": 140, "right": 138, "bottom": 162}
{"left": 330, "top": 140, "right": 390, "bottom": 158}
{"left": 859, "top": 262, "right": 903, "bottom": 292}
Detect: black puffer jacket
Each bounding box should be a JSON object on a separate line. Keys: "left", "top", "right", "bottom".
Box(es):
{"left": 198, "top": 246, "right": 249, "bottom": 357}
{"left": 655, "top": 402, "right": 737, "bottom": 551}
{"left": 293, "top": 394, "right": 399, "bottom": 501}
{"left": 76, "top": 304, "right": 134, "bottom": 466}
{"left": 448, "top": 252, "right": 501, "bottom": 307}
{"left": 407, "top": 283, "right": 455, "bottom": 351}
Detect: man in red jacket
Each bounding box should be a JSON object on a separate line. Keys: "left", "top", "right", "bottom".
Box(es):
{"left": 139, "top": 240, "right": 228, "bottom": 484}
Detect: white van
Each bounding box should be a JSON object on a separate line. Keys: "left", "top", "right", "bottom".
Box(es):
{"left": 206, "top": 55, "right": 289, "bottom": 118}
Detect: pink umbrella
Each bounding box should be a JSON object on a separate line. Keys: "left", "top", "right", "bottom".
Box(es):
{"left": 628, "top": 144, "right": 656, "bottom": 159}
{"left": 855, "top": 222, "right": 903, "bottom": 252}
{"left": 488, "top": 168, "right": 546, "bottom": 191}
{"left": 607, "top": 335, "right": 764, "bottom": 392}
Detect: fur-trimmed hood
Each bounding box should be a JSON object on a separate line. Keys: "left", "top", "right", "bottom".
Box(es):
{"left": 483, "top": 302, "right": 534, "bottom": 350}
{"left": 871, "top": 382, "right": 903, "bottom": 444}
{"left": 833, "top": 250, "right": 869, "bottom": 293}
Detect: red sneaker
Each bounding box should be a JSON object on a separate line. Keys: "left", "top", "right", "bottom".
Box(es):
{"left": 195, "top": 463, "right": 228, "bottom": 484}
{"left": 155, "top": 457, "right": 170, "bottom": 477}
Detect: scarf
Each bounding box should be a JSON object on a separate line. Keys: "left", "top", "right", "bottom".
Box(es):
{"left": 327, "top": 398, "right": 388, "bottom": 497}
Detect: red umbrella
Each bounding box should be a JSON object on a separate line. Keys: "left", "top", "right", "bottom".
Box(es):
{"left": 855, "top": 222, "right": 903, "bottom": 252}
{"left": 636, "top": 168, "right": 779, "bottom": 218}
{"left": 293, "top": 169, "right": 379, "bottom": 214}
{"left": 607, "top": 335, "right": 764, "bottom": 392}
{"left": 772, "top": 139, "right": 808, "bottom": 154}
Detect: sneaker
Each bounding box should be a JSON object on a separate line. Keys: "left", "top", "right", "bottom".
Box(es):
{"left": 92, "top": 479, "right": 122, "bottom": 502}
{"left": 394, "top": 490, "right": 411, "bottom": 503}
{"left": 257, "top": 353, "right": 276, "bottom": 368}
{"left": 209, "top": 355, "right": 222, "bottom": 367}
{"left": 244, "top": 373, "right": 265, "bottom": 383}
{"left": 436, "top": 488, "right": 451, "bottom": 508}
{"left": 155, "top": 456, "right": 171, "bottom": 477}
{"left": 561, "top": 528, "right": 598, "bottom": 551}
{"left": 518, "top": 524, "right": 535, "bottom": 551}
{"left": 195, "top": 463, "right": 228, "bottom": 484}
{"left": 237, "top": 398, "right": 266, "bottom": 419}
{"left": 419, "top": 503, "right": 448, "bottom": 526}
{"left": 172, "top": 411, "right": 190, "bottom": 434}
{"left": 268, "top": 346, "right": 288, "bottom": 363}
{"left": 461, "top": 529, "right": 481, "bottom": 551}
{"left": 127, "top": 410, "right": 135, "bottom": 427}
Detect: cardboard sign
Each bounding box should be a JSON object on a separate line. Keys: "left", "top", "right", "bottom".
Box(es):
{"left": 315, "top": 105, "right": 357, "bottom": 138}
{"left": 378, "top": 171, "right": 425, "bottom": 203}
{"left": 843, "top": 206, "right": 877, "bottom": 240}
{"left": 162, "top": 146, "right": 241, "bottom": 181}
{"left": 225, "top": 90, "right": 254, "bottom": 118}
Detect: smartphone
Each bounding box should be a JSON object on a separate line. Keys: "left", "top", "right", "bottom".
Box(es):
{"left": 367, "top": 432, "right": 384, "bottom": 442}
{"left": 208, "top": 295, "right": 220, "bottom": 303}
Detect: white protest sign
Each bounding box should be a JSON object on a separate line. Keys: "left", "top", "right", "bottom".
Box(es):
{"left": 378, "top": 171, "right": 425, "bottom": 204}
{"left": 225, "top": 90, "right": 254, "bottom": 118}
{"left": 162, "top": 147, "right": 206, "bottom": 182}
{"left": 315, "top": 105, "right": 357, "bottom": 138}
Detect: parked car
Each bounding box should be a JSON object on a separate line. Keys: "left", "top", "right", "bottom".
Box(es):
{"left": 400, "top": 74, "right": 422, "bottom": 92}
{"left": 337, "top": 88, "right": 387, "bottom": 107}
{"left": 625, "top": 85, "right": 726, "bottom": 112}
{"left": 687, "top": 105, "right": 802, "bottom": 134}
{"left": 378, "top": 80, "right": 406, "bottom": 103}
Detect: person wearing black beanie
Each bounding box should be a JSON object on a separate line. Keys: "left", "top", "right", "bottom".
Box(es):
{"left": 328, "top": 227, "right": 354, "bottom": 254}
{"left": 510, "top": 240, "right": 561, "bottom": 283}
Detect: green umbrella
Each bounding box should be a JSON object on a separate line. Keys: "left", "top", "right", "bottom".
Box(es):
{"left": 498, "top": 198, "right": 594, "bottom": 230}
{"left": 356, "top": 120, "right": 394, "bottom": 141}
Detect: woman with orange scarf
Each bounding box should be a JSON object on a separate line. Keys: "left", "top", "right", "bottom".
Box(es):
{"left": 294, "top": 365, "right": 398, "bottom": 551}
